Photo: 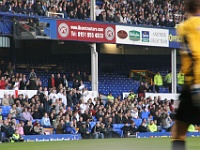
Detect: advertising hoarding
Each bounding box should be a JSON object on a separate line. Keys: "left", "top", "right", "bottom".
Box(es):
{"left": 57, "top": 21, "right": 116, "bottom": 43}
{"left": 116, "top": 25, "right": 169, "bottom": 47}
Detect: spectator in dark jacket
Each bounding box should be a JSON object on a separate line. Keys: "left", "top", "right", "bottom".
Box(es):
{"left": 137, "top": 122, "right": 149, "bottom": 132}
{"left": 24, "top": 121, "right": 34, "bottom": 135}
{"left": 78, "top": 122, "right": 91, "bottom": 139}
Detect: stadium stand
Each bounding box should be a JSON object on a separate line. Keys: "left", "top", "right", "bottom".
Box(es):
{"left": 0, "top": 57, "right": 178, "bottom": 140}
{"left": 0, "top": 0, "right": 186, "bottom": 27}
{"left": 0, "top": 0, "right": 194, "bottom": 142}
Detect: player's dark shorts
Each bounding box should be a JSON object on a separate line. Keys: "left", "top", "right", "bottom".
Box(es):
{"left": 176, "top": 85, "right": 200, "bottom": 124}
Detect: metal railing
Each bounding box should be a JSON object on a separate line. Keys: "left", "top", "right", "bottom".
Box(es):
{"left": 47, "top": 12, "right": 64, "bottom": 18}
{"left": 13, "top": 20, "right": 36, "bottom": 39}
{"left": 130, "top": 70, "right": 156, "bottom": 85}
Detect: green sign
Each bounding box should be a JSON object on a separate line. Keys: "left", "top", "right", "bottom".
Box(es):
{"left": 129, "top": 30, "right": 140, "bottom": 41}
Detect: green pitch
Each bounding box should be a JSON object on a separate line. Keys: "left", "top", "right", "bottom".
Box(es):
{"left": 1, "top": 138, "right": 200, "bottom": 150}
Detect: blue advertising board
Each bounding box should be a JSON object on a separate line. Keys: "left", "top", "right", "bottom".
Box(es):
{"left": 136, "top": 132, "right": 200, "bottom": 138}
{"left": 169, "top": 29, "right": 182, "bottom": 48}
{"left": 22, "top": 134, "right": 81, "bottom": 142}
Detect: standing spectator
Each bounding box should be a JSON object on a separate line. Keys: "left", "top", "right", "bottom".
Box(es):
{"left": 67, "top": 90, "right": 73, "bottom": 107}
{"left": 82, "top": 72, "right": 89, "bottom": 82}
{"left": 48, "top": 74, "right": 55, "bottom": 90}
{"left": 43, "top": 95, "right": 52, "bottom": 113}
{"left": 29, "top": 68, "right": 37, "bottom": 79}
{"left": 137, "top": 82, "right": 147, "bottom": 99}
{"left": 149, "top": 82, "right": 157, "bottom": 93}
{"left": 12, "top": 78, "right": 20, "bottom": 90}
{"left": 34, "top": 0, "right": 44, "bottom": 15}
{"left": 32, "top": 108, "right": 43, "bottom": 119}
{"left": 55, "top": 73, "right": 62, "bottom": 89}
{"left": 62, "top": 75, "right": 68, "bottom": 89}
{"left": 27, "top": 77, "right": 37, "bottom": 90}
{"left": 49, "top": 89, "right": 58, "bottom": 103}
{"left": 68, "top": 72, "right": 75, "bottom": 82}
{"left": 19, "top": 75, "right": 27, "bottom": 90}
{"left": 164, "top": 70, "right": 172, "bottom": 93}
{"left": 0, "top": 77, "right": 6, "bottom": 89}
{"left": 177, "top": 71, "right": 184, "bottom": 93}
{"left": 7, "top": 62, "right": 14, "bottom": 77}
{"left": 154, "top": 72, "right": 163, "bottom": 93}
{"left": 72, "top": 79, "right": 80, "bottom": 90}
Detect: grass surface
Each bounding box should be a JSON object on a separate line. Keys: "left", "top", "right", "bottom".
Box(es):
{"left": 0, "top": 138, "right": 200, "bottom": 150}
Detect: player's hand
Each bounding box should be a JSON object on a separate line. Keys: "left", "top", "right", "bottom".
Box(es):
{"left": 191, "top": 86, "right": 200, "bottom": 111}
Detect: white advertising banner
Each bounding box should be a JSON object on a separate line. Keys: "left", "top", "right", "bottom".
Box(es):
{"left": 116, "top": 25, "right": 169, "bottom": 47}
{"left": 0, "top": 90, "right": 38, "bottom": 99}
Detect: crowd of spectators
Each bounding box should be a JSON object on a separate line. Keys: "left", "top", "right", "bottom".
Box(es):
{"left": 0, "top": 0, "right": 187, "bottom": 27}
{"left": 0, "top": 59, "right": 179, "bottom": 142}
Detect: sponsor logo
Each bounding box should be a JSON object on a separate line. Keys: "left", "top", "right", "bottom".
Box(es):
{"left": 129, "top": 30, "right": 140, "bottom": 41}
{"left": 168, "top": 34, "right": 182, "bottom": 42}
{"left": 117, "top": 30, "right": 128, "bottom": 39}
{"left": 58, "top": 23, "right": 69, "bottom": 38}
{"left": 105, "top": 27, "right": 115, "bottom": 41}
{"left": 142, "top": 31, "right": 149, "bottom": 42}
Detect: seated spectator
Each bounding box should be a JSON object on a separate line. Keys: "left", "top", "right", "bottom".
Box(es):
{"left": 1, "top": 94, "right": 9, "bottom": 106}
{"left": 34, "top": 121, "right": 44, "bottom": 135}
{"left": 10, "top": 104, "right": 17, "bottom": 118}
{"left": 11, "top": 130, "right": 24, "bottom": 143}
{"left": 148, "top": 120, "right": 157, "bottom": 132}
{"left": 41, "top": 112, "right": 51, "bottom": 127}
{"left": 24, "top": 120, "right": 34, "bottom": 135}
{"left": 121, "top": 122, "right": 130, "bottom": 138}
{"left": 137, "top": 122, "right": 149, "bottom": 132}
{"left": 129, "top": 120, "right": 138, "bottom": 136}
{"left": 0, "top": 107, "right": 2, "bottom": 120}
{"left": 188, "top": 124, "right": 195, "bottom": 132}
{"left": 16, "top": 121, "right": 25, "bottom": 136}
{"left": 56, "top": 119, "right": 65, "bottom": 134}
{"left": 91, "top": 122, "right": 104, "bottom": 139}
{"left": 8, "top": 94, "right": 15, "bottom": 105}
{"left": 78, "top": 122, "right": 91, "bottom": 139}
{"left": 1, "top": 120, "right": 15, "bottom": 138}
{"left": 21, "top": 107, "right": 33, "bottom": 121}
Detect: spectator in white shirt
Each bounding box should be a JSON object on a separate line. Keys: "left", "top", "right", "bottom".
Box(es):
{"left": 49, "top": 89, "right": 58, "bottom": 103}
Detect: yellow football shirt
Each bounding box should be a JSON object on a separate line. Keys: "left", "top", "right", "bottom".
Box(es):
{"left": 177, "top": 17, "right": 200, "bottom": 86}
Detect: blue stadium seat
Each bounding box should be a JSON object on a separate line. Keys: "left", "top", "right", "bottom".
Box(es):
{"left": 141, "top": 111, "right": 150, "bottom": 119}
{"left": 133, "top": 119, "right": 142, "bottom": 127}
{"left": 89, "top": 122, "right": 96, "bottom": 131}
{"left": 113, "top": 124, "right": 124, "bottom": 137}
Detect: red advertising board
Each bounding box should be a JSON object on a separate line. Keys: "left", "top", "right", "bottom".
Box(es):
{"left": 57, "top": 20, "right": 116, "bottom": 43}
